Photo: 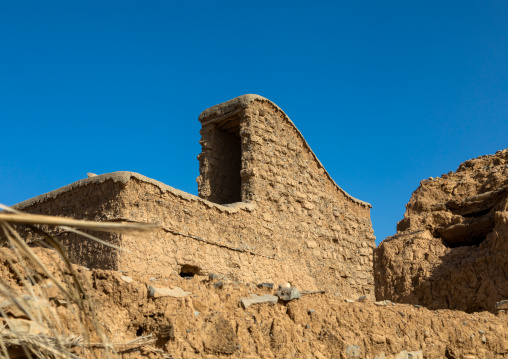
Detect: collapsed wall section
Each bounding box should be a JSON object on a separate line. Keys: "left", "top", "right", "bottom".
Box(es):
{"left": 375, "top": 149, "right": 508, "bottom": 312}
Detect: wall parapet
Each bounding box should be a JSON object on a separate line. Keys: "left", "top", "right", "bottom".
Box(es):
{"left": 199, "top": 94, "right": 371, "bottom": 208}
{"left": 13, "top": 172, "right": 256, "bottom": 214}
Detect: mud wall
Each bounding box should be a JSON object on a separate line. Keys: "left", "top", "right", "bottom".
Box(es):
{"left": 375, "top": 149, "right": 508, "bottom": 312}
{"left": 10, "top": 95, "right": 375, "bottom": 299}
{"left": 7, "top": 178, "right": 124, "bottom": 270}
{"left": 196, "top": 96, "right": 375, "bottom": 295}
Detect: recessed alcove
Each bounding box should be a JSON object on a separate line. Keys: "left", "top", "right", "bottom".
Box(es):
{"left": 200, "top": 113, "right": 242, "bottom": 204}
{"left": 179, "top": 264, "right": 202, "bottom": 278}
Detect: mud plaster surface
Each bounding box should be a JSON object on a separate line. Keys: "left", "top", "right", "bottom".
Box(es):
{"left": 2, "top": 247, "right": 508, "bottom": 359}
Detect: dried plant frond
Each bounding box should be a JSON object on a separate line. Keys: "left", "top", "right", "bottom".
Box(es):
{"left": 0, "top": 210, "right": 160, "bottom": 233}
{"left": 0, "top": 204, "right": 162, "bottom": 358}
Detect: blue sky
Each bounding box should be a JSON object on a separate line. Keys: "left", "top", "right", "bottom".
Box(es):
{"left": 1, "top": 1, "right": 507, "bottom": 244}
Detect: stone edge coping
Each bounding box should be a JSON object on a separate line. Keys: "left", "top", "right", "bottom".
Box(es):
{"left": 10, "top": 171, "right": 255, "bottom": 214}
{"left": 199, "top": 94, "right": 372, "bottom": 208}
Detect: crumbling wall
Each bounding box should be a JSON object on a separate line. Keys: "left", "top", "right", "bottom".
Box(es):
{"left": 375, "top": 149, "right": 508, "bottom": 312}
{"left": 2, "top": 247, "right": 508, "bottom": 359}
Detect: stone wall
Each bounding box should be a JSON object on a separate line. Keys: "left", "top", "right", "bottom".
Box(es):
{"left": 10, "top": 95, "right": 375, "bottom": 299}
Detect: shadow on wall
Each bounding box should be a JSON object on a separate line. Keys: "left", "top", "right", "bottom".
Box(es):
{"left": 375, "top": 209, "right": 508, "bottom": 313}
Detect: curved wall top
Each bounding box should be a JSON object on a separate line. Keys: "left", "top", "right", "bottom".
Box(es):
{"left": 199, "top": 94, "right": 371, "bottom": 208}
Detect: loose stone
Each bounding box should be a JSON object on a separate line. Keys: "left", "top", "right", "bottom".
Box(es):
{"left": 120, "top": 275, "right": 134, "bottom": 284}
{"left": 346, "top": 345, "right": 361, "bottom": 357}
{"left": 275, "top": 286, "right": 300, "bottom": 301}
{"left": 213, "top": 281, "right": 224, "bottom": 289}
{"left": 148, "top": 285, "right": 191, "bottom": 298}
{"left": 257, "top": 282, "right": 274, "bottom": 289}
{"left": 240, "top": 294, "right": 278, "bottom": 309}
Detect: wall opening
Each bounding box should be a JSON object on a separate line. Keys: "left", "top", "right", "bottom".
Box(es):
{"left": 433, "top": 189, "right": 507, "bottom": 248}
{"left": 434, "top": 212, "right": 495, "bottom": 248}
{"left": 202, "top": 115, "right": 242, "bottom": 204}
{"left": 179, "top": 264, "right": 202, "bottom": 278}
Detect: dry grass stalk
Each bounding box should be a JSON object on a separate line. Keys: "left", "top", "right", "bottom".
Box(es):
{"left": 0, "top": 204, "right": 160, "bottom": 358}
{"left": 0, "top": 205, "right": 160, "bottom": 233}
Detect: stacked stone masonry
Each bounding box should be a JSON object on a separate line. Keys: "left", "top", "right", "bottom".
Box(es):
{"left": 9, "top": 94, "right": 375, "bottom": 299}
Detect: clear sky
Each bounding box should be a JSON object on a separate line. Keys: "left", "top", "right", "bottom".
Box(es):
{"left": 1, "top": 1, "right": 507, "bottom": 244}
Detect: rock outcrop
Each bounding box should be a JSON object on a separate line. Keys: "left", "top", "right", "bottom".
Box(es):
{"left": 375, "top": 149, "right": 508, "bottom": 312}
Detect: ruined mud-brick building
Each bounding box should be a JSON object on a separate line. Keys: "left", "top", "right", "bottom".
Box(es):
{"left": 10, "top": 95, "right": 375, "bottom": 298}
{"left": 375, "top": 149, "right": 508, "bottom": 312}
